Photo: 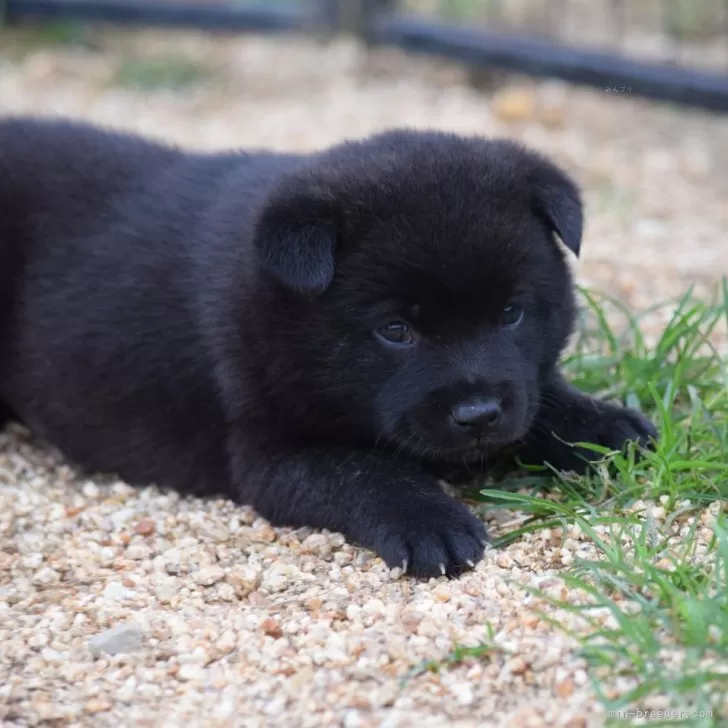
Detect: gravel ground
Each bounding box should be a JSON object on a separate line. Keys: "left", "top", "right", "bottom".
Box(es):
{"left": 1, "top": 28, "right": 727, "bottom": 727}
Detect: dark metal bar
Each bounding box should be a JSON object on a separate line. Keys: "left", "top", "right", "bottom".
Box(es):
{"left": 369, "top": 13, "right": 728, "bottom": 113}
{"left": 4, "top": 0, "right": 309, "bottom": 33}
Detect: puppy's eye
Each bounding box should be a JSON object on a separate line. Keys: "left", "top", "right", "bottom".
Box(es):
{"left": 500, "top": 302, "right": 524, "bottom": 328}
{"left": 376, "top": 321, "right": 416, "bottom": 346}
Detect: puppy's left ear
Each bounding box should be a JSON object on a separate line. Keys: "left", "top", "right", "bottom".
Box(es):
{"left": 254, "top": 187, "right": 341, "bottom": 296}
{"left": 532, "top": 165, "right": 583, "bottom": 258}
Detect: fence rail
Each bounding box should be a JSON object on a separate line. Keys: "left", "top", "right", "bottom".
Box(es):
{"left": 3, "top": 0, "right": 317, "bottom": 32}
{"left": 3, "top": 0, "right": 728, "bottom": 113}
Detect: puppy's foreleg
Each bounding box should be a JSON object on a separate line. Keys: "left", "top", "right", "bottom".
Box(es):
{"left": 232, "top": 444, "right": 487, "bottom": 578}
{"left": 516, "top": 369, "right": 658, "bottom": 473}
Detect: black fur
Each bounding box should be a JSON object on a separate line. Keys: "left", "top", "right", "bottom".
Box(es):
{"left": 0, "top": 118, "right": 657, "bottom": 577}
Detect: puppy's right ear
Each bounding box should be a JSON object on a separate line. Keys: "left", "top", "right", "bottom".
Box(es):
{"left": 254, "top": 189, "right": 340, "bottom": 297}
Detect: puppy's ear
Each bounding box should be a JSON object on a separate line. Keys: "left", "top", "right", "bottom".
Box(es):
{"left": 255, "top": 189, "right": 340, "bottom": 296}
{"left": 532, "top": 165, "right": 583, "bottom": 258}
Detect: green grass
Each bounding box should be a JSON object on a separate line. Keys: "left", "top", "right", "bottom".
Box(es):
{"left": 434, "top": 282, "right": 728, "bottom": 725}
{"left": 111, "top": 55, "right": 215, "bottom": 91}
{"left": 5, "top": 21, "right": 95, "bottom": 49}
{"left": 663, "top": 1, "right": 727, "bottom": 41}
{"left": 0, "top": 22, "right": 97, "bottom": 59}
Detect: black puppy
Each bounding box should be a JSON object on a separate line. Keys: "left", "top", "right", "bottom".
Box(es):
{"left": 0, "top": 117, "right": 656, "bottom": 577}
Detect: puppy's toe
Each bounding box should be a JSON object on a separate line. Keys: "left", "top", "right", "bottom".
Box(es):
{"left": 377, "top": 532, "right": 449, "bottom": 579}
{"left": 406, "top": 537, "right": 452, "bottom": 578}
{"left": 442, "top": 519, "right": 488, "bottom": 574}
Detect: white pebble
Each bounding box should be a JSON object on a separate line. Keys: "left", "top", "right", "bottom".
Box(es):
{"left": 110, "top": 508, "right": 135, "bottom": 528}
{"left": 32, "top": 566, "right": 60, "bottom": 586}
{"left": 126, "top": 544, "right": 151, "bottom": 560}
{"left": 450, "top": 683, "right": 475, "bottom": 706}
{"left": 194, "top": 565, "right": 225, "bottom": 586}
{"left": 102, "top": 582, "right": 134, "bottom": 601}
{"left": 177, "top": 664, "right": 206, "bottom": 682}
{"left": 88, "top": 623, "right": 144, "bottom": 657}
{"left": 82, "top": 482, "right": 100, "bottom": 499}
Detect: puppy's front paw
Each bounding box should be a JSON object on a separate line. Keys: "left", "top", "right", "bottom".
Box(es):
{"left": 371, "top": 493, "right": 487, "bottom": 578}
{"left": 586, "top": 403, "right": 658, "bottom": 454}
{"left": 539, "top": 401, "right": 658, "bottom": 474}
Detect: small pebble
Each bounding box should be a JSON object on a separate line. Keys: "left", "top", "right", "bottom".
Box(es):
{"left": 133, "top": 519, "right": 156, "bottom": 536}
{"left": 102, "top": 581, "right": 134, "bottom": 601}
{"left": 32, "top": 566, "right": 60, "bottom": 586}
{"left": 194, "top": 565, "right": 225, "bottom": 586}
{"left": 225, "top": 564, "right": 261, "bottom": 596}
{"left": 178, "top": 664, "right": 207, "bottom": 682}
{"left": 88, "top": 623, "right": 144, "bottom": 657}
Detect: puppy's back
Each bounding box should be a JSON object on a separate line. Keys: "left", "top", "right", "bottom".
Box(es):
{"left": 0, "top": 118, "right": 228, "bottom": 493}
{"left": 0, "top": 117, "right": 179, "bottom": 242}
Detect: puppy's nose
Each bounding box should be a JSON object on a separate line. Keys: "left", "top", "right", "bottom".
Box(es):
{"left": 451, "top": 398, "right": 501, "bottom": 430}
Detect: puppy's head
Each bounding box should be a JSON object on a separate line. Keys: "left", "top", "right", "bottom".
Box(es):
{"left": 252, "top": 130, "right": 581, "bottom": 461}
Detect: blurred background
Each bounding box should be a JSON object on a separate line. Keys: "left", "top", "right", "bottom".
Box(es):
{"left": 1, "top": 0, "right": 727, "bottom": 337}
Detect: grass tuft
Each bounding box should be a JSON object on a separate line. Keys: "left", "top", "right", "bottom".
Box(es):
{"left": 449, "top": 282, "right": 728, "bottom": 724}
{"left": 112, "top": 55, "right": 215, "bottom": 91}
